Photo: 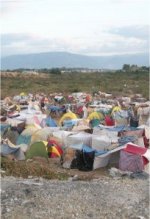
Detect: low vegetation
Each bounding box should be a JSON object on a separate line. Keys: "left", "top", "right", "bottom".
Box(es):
{"left": 1, "top": 70, "right": 149, "bottom": 99}
{"left": 1, "top": 157, "right": 69, "bottom": 180}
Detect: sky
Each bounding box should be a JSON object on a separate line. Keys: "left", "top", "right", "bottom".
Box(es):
{"left": 1, "top": 0, "right": 149, "bottom": 57}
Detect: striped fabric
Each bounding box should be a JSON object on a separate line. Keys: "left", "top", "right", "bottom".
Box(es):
{"left": 119, "top": 143, "right": 150, "bottom": 172}
{"left": 119, "top": 150, "right": 144, "bottom": 172}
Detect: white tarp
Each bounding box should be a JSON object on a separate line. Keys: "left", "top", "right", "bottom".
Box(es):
{"left": 66, "top": 132, "right": 92, "bottom": 148}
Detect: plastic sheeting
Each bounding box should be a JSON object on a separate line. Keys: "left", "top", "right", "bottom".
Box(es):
{"left": 119, "top": 150, "right": 144, "bottom": 172}
{"left": 16, "top": 135, "right": 31, "bottom": 146}
{"left": 59, "top": 112, "right": 78, "bottom": 125}
{"left": 66, "top": 132, "right": 92, "bottom": 148}
{"left": 30, "top": 127, "right": 60, "bottom": 145}
{"left": 0, "top": 124, "right": 10, "bottom": 136}
{"left": 92, "top": 135, "right": 111, "bottom": 151}
{"left": 1, "top": 143, "right": 25, "bottom": 160}
{"left": 40, "top": 117, "right": 57, "bottom": 128}
{"left": 145, "top": 126, "right": 150, "bottom": 139}
{"left": 93, "top": 145, "right": 126, "bottom": 169}
{"left": 53, "top": 130, "right": 74, "bottom": 146}
{"left": 87, "top": 111, "right": 104, "bottom": 121}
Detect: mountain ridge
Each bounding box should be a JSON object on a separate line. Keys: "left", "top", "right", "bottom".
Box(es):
{"left": 1, "top": 51, "right": 149, "bottom": 70}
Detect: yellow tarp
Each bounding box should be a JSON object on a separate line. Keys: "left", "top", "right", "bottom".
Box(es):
{"left": 20, "top": 92, "right": 26, "bottom": 96}
{"left": 87, "top": 111, "right": 104, "bottom": 121}
{"left": 59, "top": 112, "right": 78, "bottom": 125}
{"left": 111, "top": 106, "right": 121, "bottom": 115}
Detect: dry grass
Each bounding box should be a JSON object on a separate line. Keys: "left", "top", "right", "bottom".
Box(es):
{"left": 1, "top": 156, "right": 108, "bottom": 181}
{"left": 1, "top": 157, "right": 68, "bottom": 180}
{"left": 1, "top": 71, "right": 149, "bottom": 99}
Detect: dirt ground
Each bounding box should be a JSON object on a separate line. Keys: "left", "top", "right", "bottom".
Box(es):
{"left": 1, "top": 156, "right": 109, "bottom": 181}
{"left": 1, "top": 157, "right": 150, "bottom": 219}
{"left": 1, "top": 173, "right": 149, "bottom": 219}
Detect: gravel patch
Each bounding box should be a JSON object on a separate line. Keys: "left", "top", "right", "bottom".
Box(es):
{"left": 1, "top": 175, "right": 149, "bottom": 219}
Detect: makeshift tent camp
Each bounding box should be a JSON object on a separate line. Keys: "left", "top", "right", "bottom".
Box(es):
{"left": 59, "top": 111, "right": 78, "bottom": 125}
{"left": 119, "top": 150, "right": 144, "bottom": 172}
{"left": 93, "top": 145, "right": 126, "bottom": 169}
{"left": 90, "top": 119, "right": 100, "bottom": 128}
{"left": 47, "top": 140, "right": 63, "bottom": 158}
{"left": 87, "top": 111, "right": 104, "bottom": 128}
{"left": 145, "top": 126, "right": 150, "bottom": 139}
{"left": 111, "top": 106, "right": 121, "bottom": 115}
{"left": 111, "top": 109, "right": 129, "bottom": 126}
{"left": 105, "top": 115, "right": 115, "bottom": 126}
{"left": 25, "top": 141, "right": 48, "bottom": 159}
{"left": 62, "top": 118, "right": 83, "bottom": 129}
{"left": 1, "top": 139, "right": 27, "bottom": 160}
{"left": 30, "top": 127, "right": 60, "bottom": 145}
{"left": 0, "top": 123, "right": 10, "bottom": 136}
{"left": 70, "top": 148, "right": 95, "bottom": 171}
{"left": 72, "top": 124, "right": 91, "bottom": 132}
{"left": 119, "top": 143, "right": 150, "bottom": 172}
{"left": 20, "top": 92, "right": 26, "bottom": 96}
{"left": 3, "top": 128, "right": 19, "bottom": 145}
{"left": 7, "top": 118, "right": 25, "bottom": 130}
{"left": 88, "top": 111, "right": 104, "bottom": 128}
{"left": 40, "top": 116, "right": 57, "bottom": 128}
{"left": 52, "top": 130, "right": 74, "bottom": 146}
{"left": 16, "top": 126, "right": 38, "bottom": 145}
{"left": 66, "top": 132, "right": 92, "bottom": 148}
{"left": 137, "top": 106, "right": 150, "bottom": 125}
{"left": 87, "top": 111, "right": 104, "bottom": 121}
{"left": 92, "top": 135, "right": 115, "bottom": 151}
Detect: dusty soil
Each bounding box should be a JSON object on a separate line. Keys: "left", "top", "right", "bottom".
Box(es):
{"left": 1, "top": 158, "right": 150, "bottom": 219}
{"left": 1, "top": 175, "right": 149, "bottom": 219}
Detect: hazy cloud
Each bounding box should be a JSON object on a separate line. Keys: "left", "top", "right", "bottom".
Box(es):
{"left": 1, "top": 33, "right": 32, "bottom": 45}
{"left": 1, "top": 29, "right": 148, "bottom": 57}
{"left": 109, "top": 25, "right": 149, "bottom": 40}
{"left": 1, "top": 0, "right": 149, "bottom": 57}
{"left": 77, "top": 31, "right": 148, "bottom": 56}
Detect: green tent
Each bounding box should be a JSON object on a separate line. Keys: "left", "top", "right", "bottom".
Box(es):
{"left": 90, "top": 119, "right": 100, "bottom": 128}
{"left": 25, "top": 141, "right": 48, "bottom": 159}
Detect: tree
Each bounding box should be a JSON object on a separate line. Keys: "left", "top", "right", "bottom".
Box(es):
{"left": 122, "top": 64, "right": 130, "bottom": 72}
{"left": 141, "top": 66, "right": 149, "bottom": 71}
{"left": 50, "top": 68, "right": 61, "bottom": 74}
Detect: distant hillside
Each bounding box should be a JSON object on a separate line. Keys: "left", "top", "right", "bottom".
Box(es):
{"left": 1, "top": 51, "right": 149, "bottom": 70}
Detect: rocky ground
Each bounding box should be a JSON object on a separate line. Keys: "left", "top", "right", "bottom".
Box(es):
{"left": 1, "top": 171, "right": 149, "bottom": 219}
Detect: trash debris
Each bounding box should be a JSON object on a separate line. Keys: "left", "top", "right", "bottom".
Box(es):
{"left": 109, "top": 167, "right": 132, "bottom": 178}
{"left": 109, "top": 167, "right": 149, "bottom": 180}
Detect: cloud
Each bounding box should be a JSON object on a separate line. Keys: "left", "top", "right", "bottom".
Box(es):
{"left": 80, "top": 37, "right": 148, "bottom": 56}
{"left": 0, "top": 0, "right": 21, "bottom": 16}
{"left": 108, "top": 25, "right": 149, "bottom": 40}
{"left": 1, "top": 33, "right": 32, "bottom": 45}
{"left": 107, "top": 0, "right": 149, "bottom": 3}
{"left": 1, "top": 29, "right": 149, "bottom": 57}
{"left": 1, "top": 33, "right": 75, "bottom": 56}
